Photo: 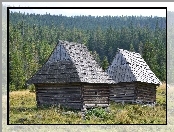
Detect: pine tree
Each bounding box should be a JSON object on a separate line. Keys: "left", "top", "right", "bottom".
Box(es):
{"left": 102, "top": 56, "right": 109, "bottom": 71}
{"left": 92, "top": 51, "right": 101, "bottom": 66}
{"left": 129, "top": 43, "right": 135, "bottom": 52}
{"left": 138, "top": 41, "right": 143, "bottom": 55}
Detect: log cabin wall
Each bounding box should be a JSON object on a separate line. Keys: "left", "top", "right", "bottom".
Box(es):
{"left": 109, "top": 83, "right": 135, "bottom": 103}
{"left": 135, "top": 82, "right": 157, "bottom": 103}
{"left": 109, "top": 82, "right": 157, "bottom": 104}
{"left": 35, "top": 83, "right": 82, "bottom": 110}
{"left": 82, "top": 84, "right": 110, "bottom": 109}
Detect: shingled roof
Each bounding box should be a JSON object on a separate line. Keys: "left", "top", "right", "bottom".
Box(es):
{"left": 27, "top": 40, "right": 114, "bottom": 84}
{"left": 106, "top": 48, "right": 161, "bottom": 85}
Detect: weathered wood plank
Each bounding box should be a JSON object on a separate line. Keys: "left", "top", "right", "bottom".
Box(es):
{"left": 110, "top": 95, "right": 134, "bottom": 99}
{"left": 37, "top": 87, "right": 81, "bottom": 90}
{"left": 83, "top": 85, "right": 108, "bottom": 88}
{"left": 84, "top": 104, "right": 109, "bottom": 108}
{"left": 38, "top": 97, "right": 81, "bottom": 101}
{"left": 110, "top": 90, "right": 134, "bottom": 94}
{"left": 38, "top": 91, "right": 81, "bottom": 94}
{"left": 37, "top": 92, "right": 81, "bottom": 96}
{"left": 83, "top": 100, "right": 108, "bottom": 104}
{"left": 110, "top": 99, "right": 134, "bottom": 102}
{"left": 83, "top": 95, "right": 109, "bottom": 97}
{"left": 39, "top": 100, "right": 82, "bottom": 105}
{"left": 36, "top": 83, "right": 81, "bottom": 87}
{"left": 83, "top": 91, "right": 109, "bottom": 94}
{"left": 83, "top": 89, "right": 109, "bottom": 92}
{"left": 136, "top": 89, "right": 156, "bottom": 93}
{"left": 110, "top": 93, "right": 135, "bottom": 97}
{"left": 83, "top": 97, "right": 108, "bottom": 100}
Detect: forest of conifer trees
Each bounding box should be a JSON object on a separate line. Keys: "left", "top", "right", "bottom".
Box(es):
{"left": 7, "top": 9, "right": 168, "bottom": 91}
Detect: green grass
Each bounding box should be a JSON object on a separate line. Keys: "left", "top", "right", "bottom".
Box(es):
{"left": 9, "top": 84, "right": 166, "bottom": 124}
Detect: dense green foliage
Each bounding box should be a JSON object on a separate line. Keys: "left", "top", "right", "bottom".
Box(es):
{"left": 9, "top": 11, "right": 166, "bottom": 90}
{"left": 9, "top": 84, "right": 166, "bottom": 124}
{"left": 9, "top": 11, "right": 166, "bottom": 30}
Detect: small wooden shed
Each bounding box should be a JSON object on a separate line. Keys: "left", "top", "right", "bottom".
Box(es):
{"left": 27, "top": 40, "right": 114, "bottom": 110}
{"left": 106, "top": 48, "right": 161, "bottom": 104}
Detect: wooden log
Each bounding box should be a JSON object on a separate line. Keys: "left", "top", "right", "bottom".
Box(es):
{"left": 111, "top": 88, "right": 135, "bottom": 92}
{"left": 110, "top": 99, "right": 134, "bottom": 103}
{"left": 110, "top": 93, "right": 135, "bottom": 97}
{"left": 36, "top": 84, "right": 81, "bottom": 87}
{"left": 37, "top": 87, "right": 81, "bottom": 90}
{"left": 83, "top": 97, "right": 108, "bottom": 100}
{"left": 84, "top": 104, "right": 109, "bottom": 108}
{"left": 38, "top": 96, "right": 81, "bottom": 101}
{"left": 110, "top": 96, "right": 134, "bottom": 100}
{"left": 37, "top": 88, "right": 81, "bottom": 92}
{"left": 83, "top": 93, "right": 109, "bottom": 96}
{"left": 83, "top": 89, "right": 109, "bottom": 92}
{"left": 38, "top": 91, "right": 81, "bottom": 95}
{"left": 83, "top": 100, "right": 108, "bottom": 104}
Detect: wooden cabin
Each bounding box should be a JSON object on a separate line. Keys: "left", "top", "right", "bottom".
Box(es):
{"left": 106, "top": 49, "right": 161, "bottom": 104}
{"left": 27, "top": 40, "right": 114, "bottom": 110}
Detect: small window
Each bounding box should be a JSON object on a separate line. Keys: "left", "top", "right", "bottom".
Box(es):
{"left": 95, "top": 91, "right": 97, "bottom": 95}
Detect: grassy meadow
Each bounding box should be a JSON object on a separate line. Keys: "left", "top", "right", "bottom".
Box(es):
{"left": 9, "top": 84, "right": 167, "bottom": 124}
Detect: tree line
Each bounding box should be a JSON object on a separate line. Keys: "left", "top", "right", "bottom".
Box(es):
{"left": 9, "top": 11, "right": 166, "bottom": 91}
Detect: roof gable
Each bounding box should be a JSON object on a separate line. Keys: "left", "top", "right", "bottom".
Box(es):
{"left": 27, "top": 40, "right": 114, "bottom": 84}
{"left": 106, "top": 49, "right": 161, "bottom": 85}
